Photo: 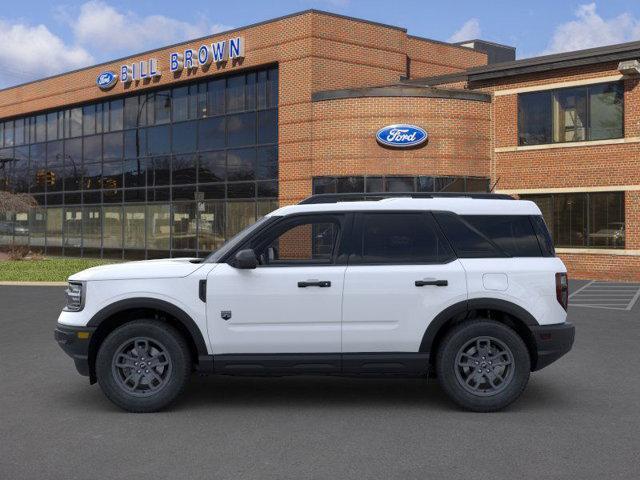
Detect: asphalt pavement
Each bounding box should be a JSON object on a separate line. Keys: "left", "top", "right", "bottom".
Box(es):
{"left": 1, "top": 281, "right": 639, "bottom": 480}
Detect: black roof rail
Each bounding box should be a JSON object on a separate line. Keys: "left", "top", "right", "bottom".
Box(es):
{"left": 298, "top": 192, "right": 514, "bottom": 204}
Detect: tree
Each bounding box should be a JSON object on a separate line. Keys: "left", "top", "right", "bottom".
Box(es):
{"left": 0, "top": 191, "right": 37, "bottom": 214}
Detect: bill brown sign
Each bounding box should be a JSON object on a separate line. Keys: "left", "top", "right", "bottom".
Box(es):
{"left": 97, "top": 36, "right": 245, "bottom": 89}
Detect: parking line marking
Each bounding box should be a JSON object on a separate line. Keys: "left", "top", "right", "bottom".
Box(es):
{"left": 626, "top": 286, "right": 640, "bottom": 311}
{"left": 569, "top": 280, "right": 595, "bottom": 298}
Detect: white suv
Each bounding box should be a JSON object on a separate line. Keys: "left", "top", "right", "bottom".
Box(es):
{"left": 55, "top": 193, "right": 575, "bottom": 412}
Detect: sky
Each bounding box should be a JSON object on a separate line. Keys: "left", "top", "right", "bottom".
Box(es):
{"left": 2, "top": 0, "right": 640, "bottom": 88}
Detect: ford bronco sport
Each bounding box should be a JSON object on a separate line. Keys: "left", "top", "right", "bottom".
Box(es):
{"left": 55, "top": 193, "right": 575, "bottom": 412}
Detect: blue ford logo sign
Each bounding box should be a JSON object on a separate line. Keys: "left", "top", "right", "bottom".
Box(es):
{"left": 376, "top": 124, "right": 428, "bottom": 148}
{"left": 96, "top": 71, "right": 118, "bottom": 90}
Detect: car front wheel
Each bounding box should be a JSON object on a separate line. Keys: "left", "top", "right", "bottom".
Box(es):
{"left": 96, "top": 320, "right": 192, "bottom": 413}
{"left": 436, "top": 319, "right": 530, "bottom": 412}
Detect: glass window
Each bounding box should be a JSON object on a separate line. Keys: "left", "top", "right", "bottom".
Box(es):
{"left": 257, "top": 70, "right": 268, "bottom": 110}
{"left": 150, "top": 156, "right": 171, "bottom": 186}
{"left": 198, "top": 151, "right": 225, "bottom": 183}
{"left": 207, "top": 79, "right": 225, "bottom": 116}
{"left": 29, "top": 208, "right": 46, "bottom": 247}
{"left": 246, "top": 72, "right": 256, "bottom": 110}
{"left": 553, "top": 87, "right": 588, "bottom": 143}
{"left": 360, "top": 213, "right": 453, "bottom": 264}
{"left": 109, "top": 100, "right": 124, "bottom": 131}
{"left": 226, "top": 201, "right": 255, "bottom": 237}
{"left": 198, "top": 201, "right": 225, "bottom": 252}
{"left": 257, "top": 180, "right": 278, "bottom": 198}
{"left": 518, "top": 91, "right": 552, "bottom": 146}
{"left": 83, "top": 206, "right": 102, "bottom": 249}
{"left": 69, "top": 108, "right": 83, "bottom": 138}
{"left": 462, "top": 215, "right": 542, "bottom": 257}
{"left": 83, "top": 105, "right": 96, "bottom": 135}
{"left": 198, "top": 117, "right": 225, "bottom": 150}
{"left": 147, "top": 204, "right": 170, "bottom": 250}
{"left": 268, "top": 68, "right": 278, "bottom": 108}
{"left": 13, "top": 146, "right": 29, "bottom": 193}
{"left": 147, "top": 125, "right": 171, "bottom": 155}
{"left": 524, "top": 192, "right": 625, "bottom": 249}
{"left": 35, "top": 115, "right": 47, "bottom": 143}
{"left": 124, "top": 96, "right": 139, "bottom": 129}
{"left": 4, "top": 121, "right": 14, "bottom": 146}
{"left": 172, "top": 202, "right": 197, "bottom": 250}
{"left": 124, "top": 128, "right": 146, "bottom": 158}
{"left": 227, "top": 112, "right": 256, "bottom": 147}
{"left": 256, "top": 146, "right": 277, "bottom": 180}
{"left": 172, "top": 120, "right": 197, "bottom": 153}
{"left": 434, "top": 212, "right": 502, "bottom": 258}
{"left": 64, "top": 207, "right": 82, "bottom": 250}
{"left": 103, "top": 206, "right": 123, "bottom": 249}
{"left": 124, "top": 205, "right": 145, "bottom": 249}
{"left": 590, "top": 83, "right": 623, "bottom": 141}
{"left": 96, "top": 103, "right": 105, "bottom": 133}
{"left": 172, "top": 154, "right": 197, "bottom": 185}
{"left": 154, "top": 91, "right": 171, "bottom": 124}
{"left": 228, "top": 182, "right": 255, "bottom": 198}
{"left": 365, "top": 177, "right": 384, "bottom": 193}
{"left": 417, "top": 176, "right": 434, "bottom": 192}
{"left": 83, "top": 135, "right": 102, "bottom": 163}
{"left": 466, "top": 177, "right": 490, "bottom": 192}
{"left": 14, "top": 118, "right": 25, "bottom": 145}
{"left": 46, "top": 207, "right": 63, "bottom": 247}
{"left": 103, "top": 132, "right": 123, "bottom": 160}
{"left": 102, "top": 160, "right": 122, "bottom": 190}
{"left": 226, "top": 75, "right": 245, "bottom": 113}
{"left": 123, "top": 158, "right": 147, "bottom": 188}
{"left": 227, "top": 148, "right": 255, "bottom": 181}
{"left": 435, "top": 177, "right": 465, "bottom": 192}
{"left": 83, "top": 161, "right": 102, "bottom": 190}
{"left": 519, "top": 82, "right": 623, "bottom": 145}
{"left": 257, "top": 109, "right": 277, "bottom": 144}
{"left": 386, "top": 177, "right": 413, "bottom": 192}
{"left": 47, "top": 113, "right": 58, "bottom": 141}
{"left": 172, "top": 86, "right": 189, "bottom": 122}
{"left": 256, "top": 218, "right": 340, "bottom": 265}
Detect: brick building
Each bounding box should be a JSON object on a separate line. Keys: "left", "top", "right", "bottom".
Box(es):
{"left": 0, "top": 10, "right": 637, "bottom": 280}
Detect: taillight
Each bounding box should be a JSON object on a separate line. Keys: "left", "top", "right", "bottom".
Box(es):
{"left": 556, "top": 272, "right": 568, "bottom": 311}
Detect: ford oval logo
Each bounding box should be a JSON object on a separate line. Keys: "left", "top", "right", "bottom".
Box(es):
{"left": 96, "top": 71, "right": 118, "bottom": 90}
{"left": 376, "top": 124, "right": 428, "bottom": 148}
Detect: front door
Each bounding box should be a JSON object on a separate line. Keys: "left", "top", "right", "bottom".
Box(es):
{"left": 206, "top": 214, "right": 348, "bottom": 357}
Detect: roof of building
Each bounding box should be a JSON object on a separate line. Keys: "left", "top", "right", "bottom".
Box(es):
{"left": 270, "top": 197, "right": 541, "bottom": 216}
{"left": 466, "top": 39, "right": 640, "bottom": 81}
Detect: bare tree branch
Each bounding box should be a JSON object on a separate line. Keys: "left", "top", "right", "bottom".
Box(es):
{"left": 0, "top": 191, "right": 37, "bottom": 214}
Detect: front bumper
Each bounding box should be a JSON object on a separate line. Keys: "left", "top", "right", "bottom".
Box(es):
{"left": 54, "top": 324, "right": 96, "bottom": 377}
{"left": 531, "top": 321, "right": 575, "bottom": 371}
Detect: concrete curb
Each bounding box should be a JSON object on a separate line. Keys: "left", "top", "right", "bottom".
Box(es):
{"left": 0, "top": 281, "right": 67, "bottom": 286}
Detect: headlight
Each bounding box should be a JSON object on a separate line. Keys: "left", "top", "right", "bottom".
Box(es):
{"left": 64, "top": 282, "right": 85, "bottom": 312}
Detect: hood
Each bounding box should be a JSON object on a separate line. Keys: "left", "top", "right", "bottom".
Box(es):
{"left": 69, "top": 258, "right": 205, "bottom": 281}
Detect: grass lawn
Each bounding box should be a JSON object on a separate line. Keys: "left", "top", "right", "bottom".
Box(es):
{"left": 0, "top": 257, "right": 121, "bottom": 282}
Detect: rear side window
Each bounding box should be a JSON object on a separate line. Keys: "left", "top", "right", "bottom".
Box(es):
{"left": 433, "top": 212, "right": 502, "bottom": 258}
{"left": 434, "top": 212, "right": 543, "bottom": 258}
{"left": 531, "top": 215, "right": 555, "bottom": 256}
{"left": 356, "top": 213, "right": 454, "bottom": 264}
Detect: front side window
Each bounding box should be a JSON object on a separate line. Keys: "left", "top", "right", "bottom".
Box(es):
{"left": 357, "top": 213, "right": 453, "bottom": 264}
{"left": 251, "top": 217, "right": 341, "bottom": 266}
{"left": 518, "top": 82, "right": 623, "bottom": 145}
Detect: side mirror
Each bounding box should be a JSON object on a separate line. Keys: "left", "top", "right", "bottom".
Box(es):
{"left": 234, "top": 249, "right": 258, "bottom": 269}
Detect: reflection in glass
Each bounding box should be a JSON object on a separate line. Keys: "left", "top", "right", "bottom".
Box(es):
{"left": 147, "top": 204, "right": 170, "bottom": 250}
{"left": 124, "top": 205, "right": 145, "bottom": 249}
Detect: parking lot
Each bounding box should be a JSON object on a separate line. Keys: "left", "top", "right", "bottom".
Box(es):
{"left": 1, "top": 280, "right": 639, "bottom": 480}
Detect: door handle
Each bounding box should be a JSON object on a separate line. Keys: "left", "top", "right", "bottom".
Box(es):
{"left": 298, "top": 280, "right": 331, "bottom": 288}
{"left": 415, "top": 279, "right": 448, "bottom": 287}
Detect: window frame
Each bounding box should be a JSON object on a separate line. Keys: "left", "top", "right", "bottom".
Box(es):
{"left": 517, "top": 81, "right": 624, "bottom": 146}
{"left": 349, "top": 211, "right": 456, "bottom": 266}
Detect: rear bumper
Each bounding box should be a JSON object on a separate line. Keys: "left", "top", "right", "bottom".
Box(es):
{"left": 54, "top": 324, "right": 96, "bottom": 377}
{"left": 531, "top": 322, "right": 575, "bottom": 371}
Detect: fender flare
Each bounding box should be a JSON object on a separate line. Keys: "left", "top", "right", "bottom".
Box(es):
{"left": 419, "top": 298, "right": 539, "bottom": 353}
{"left": 86, "top": 297, "right": 208, "bottom": 356}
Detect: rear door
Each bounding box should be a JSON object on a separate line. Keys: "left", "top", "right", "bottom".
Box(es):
{"left": 341, "top": 212, "right": 467, "bottom": 354}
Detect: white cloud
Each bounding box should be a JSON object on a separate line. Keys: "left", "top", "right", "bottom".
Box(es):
{"left": 71, "top": 1, "right": 232, "bottom": 55}
{"left": 0, "top": 20, "right": 93, "bottom": 88}
{"left": 448, "top": 18, "right": 481, "bottom": 43}
{"left": 542, "top": 3, "right": 640, "bottom": 54}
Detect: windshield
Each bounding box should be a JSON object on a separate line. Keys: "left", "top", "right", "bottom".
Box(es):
{"left": 204, "top": 216, "right": 274, "bottom": 263}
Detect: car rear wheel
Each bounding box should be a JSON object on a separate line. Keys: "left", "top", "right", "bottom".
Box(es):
{"left": 96, "top": 320, "right": 192, "bottom": 413}
{"left": 436, "top": 319, "right": 530, "bottom": 412}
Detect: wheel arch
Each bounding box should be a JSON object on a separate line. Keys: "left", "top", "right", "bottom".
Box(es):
{"left": 86, "top": 298, "right": 208, "bottom": 383}
{"left": 420, "top": 298, "right": 539, "bottom": 370}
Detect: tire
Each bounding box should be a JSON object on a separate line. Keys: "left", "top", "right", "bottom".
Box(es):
{"left": 436, "top": 319, "right": 530, "bottom": 412}
{"left": 96, "top": 320, "right": 192, "bottom": 413}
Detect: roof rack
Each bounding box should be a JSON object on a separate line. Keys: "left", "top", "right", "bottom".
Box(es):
{"left": 298, "top": 192, "right": 514, "bottom": 204}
